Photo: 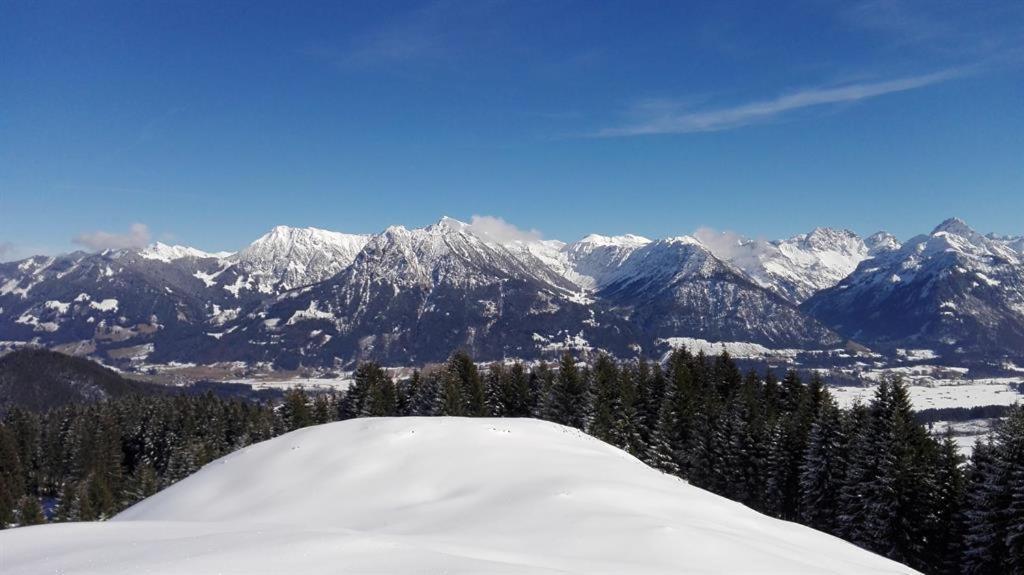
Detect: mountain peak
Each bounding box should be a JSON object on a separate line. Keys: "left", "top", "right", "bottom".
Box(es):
{"left": 865, "top": 232, "right": 901, "bottom": 256}
{"left": 931, "top": 217, "right": 976, "bottom": 238}
{"left": 139, "top": 242, "right": 229, "bottom": 262}
{"left": 431, "top": 216, "right": 470, "bottom": 232}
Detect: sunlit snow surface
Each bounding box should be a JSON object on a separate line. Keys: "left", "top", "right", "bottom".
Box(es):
{"left": 0, "top": 418, "right": 916, "bottom": 574}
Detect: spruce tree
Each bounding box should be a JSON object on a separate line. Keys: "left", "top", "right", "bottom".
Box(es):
{"left": 799, "top": 395, "right": 845, "bottom": 534}
{"left": 549, "top": 353, "right": 588, "bottom": 430}
{"left": 588, "top": 355, "right": 620, "bottom": 444}
{"left": 998, "top": 405, "right": 1024, "bottom": 571}
{"left": 15, "top": 494, "right": 45, "bottom": 526}
{"left": 962, "top": 438, "right": 1005, "bottom": 573}
{"left": 930, "top": 432, "right": 965, "bottom": 575}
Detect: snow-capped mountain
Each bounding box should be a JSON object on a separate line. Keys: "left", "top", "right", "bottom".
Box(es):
{"left": 0, "top": 418, "right": 918, "bottom": 574}
{"left": 227, "top": 217, "right": 637, "bottom": 367}
{"left": 698, "top": 227, "right": 887, "bottom": 304}
{"left": 803, "top": 218, "right": 1024, "bottom": 361}
{"left": 561, "top": 233, "right": 652, "bottom": 290}
{"left": 139, "top": 242, "right": 234, "bottom": 262}
{"left": 598, "top": 236, "right": 842, "bottom": 348}
{"left": 230, "top": 225, "right": 371, "bottom": 292}
{"left": 865, "top": 231, "right": 902, "bottom": 256}
{"left": 1, "top": 216, "right": 1020, "bottom": 368}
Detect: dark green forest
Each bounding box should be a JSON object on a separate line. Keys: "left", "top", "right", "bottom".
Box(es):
{"left": 2, "top": 349, "right": 1023, "bottom": 574}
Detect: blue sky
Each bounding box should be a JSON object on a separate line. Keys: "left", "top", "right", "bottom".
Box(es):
{"left": 2, "top": 0, "right": 1022, "bottom": 259}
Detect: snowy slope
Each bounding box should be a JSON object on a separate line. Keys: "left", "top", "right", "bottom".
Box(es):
{"left": 0, "top": 418, "right": 916, "bottom": 574}
{"left": 560, "top": 233, "right": 652, "bottom": 290}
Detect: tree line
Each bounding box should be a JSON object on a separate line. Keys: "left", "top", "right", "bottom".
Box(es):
{"left": 2, "top": 349, "right": 1023, "bottom": 574}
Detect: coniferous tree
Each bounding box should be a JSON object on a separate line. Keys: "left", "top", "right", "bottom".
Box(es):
{"left": 588, "top": 355, "right": 620, "bottom": 444}
{"left": 445, "top": 351, "right": 485, "bottom": 416}
{"left": 484, "top": 363, "right": 507, "bottom": 417}
{"left": 408, "top": 370, "right": 439, "bottom": 416}
{"left": 359, "top": 364, "right": 397, "bottom": 417}
{"left": 15, "top": 494, "right": 45, "bottom": 526}
{"left": 280, "top": 389, "right": 313, "bottom": 431}
{"left": 799, "top": 394, "right": 845, "bottom": 534}
{"left": 930, "top": 432, "right": 966, "bottom": 575}
{"left": 962, "top": 438, "right": 1005, "bottom": 573}
{"left": 548, "top": 353, "right": 588, "bottom": 430}
{"left": 1001, "top": 406, "right": 1024, "bottom": 571}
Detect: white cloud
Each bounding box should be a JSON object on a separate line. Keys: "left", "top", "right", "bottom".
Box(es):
{"left": 693, "top": 227, "right": 777, "bottom": 269}
{"left": 73, "top": 223, "right": 152, "bottom": 251}
{"left": 597, "top": 69, "right": 964, "bottom": 136}
{"left": 468, "top": 215, "right": 543, "bottom": 244}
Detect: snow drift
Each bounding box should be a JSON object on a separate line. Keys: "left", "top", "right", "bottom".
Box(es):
{"left": 0, "top": 417, "right": 916, "bottom": 574}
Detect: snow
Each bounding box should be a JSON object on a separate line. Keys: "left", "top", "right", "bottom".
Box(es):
{"left": 896, "top": 348, "right": 940, "bottom": 361}
{"left": 139, "top": 242, "right": 229, "bottom": 262}
{"left": 658, "top": 337, "right": 802, "bottom": 360}
{"left": 0, "top": 418, "right": 915, "bottom": 574}
{"left": 193, "top": 264, "right": 229, "bottom": 287}
{"left": 286, "top": 300, "right": 335, "bottom": 325}
{"left": 44, "top": 300, "right": 70, "bottom": 314}
{"left": 831, "top": 380, "right": 1022, "bottom": 411}
{"left": 89, "top": 298, "right": 119, "bottom": 312}
{"left": 0, "top": 278, "right": 30, "bottom": 297}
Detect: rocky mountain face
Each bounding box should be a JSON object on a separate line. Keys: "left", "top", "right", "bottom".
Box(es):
{"left": 1, "top": 217, "right": 1020, "bottom": 368}
{"left": 597, "top": 237, "right": 841, "bottom": 348}
{"left": 803, "top": 218, "right": 1024, "bottom": 361}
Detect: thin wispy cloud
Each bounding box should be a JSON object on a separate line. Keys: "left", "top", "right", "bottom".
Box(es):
{"left": 596, "top": 69, "right": 964, "bottom": 137}
{"left": 841, "top": 0, "right": 1024, "bottom": 58}
{"left": 73, "top": 223, "right": 152, "bottom": 251}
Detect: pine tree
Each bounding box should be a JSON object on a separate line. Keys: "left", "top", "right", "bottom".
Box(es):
{"left": 15, "top": 494, "right": 45, "bottom": 526}
{"left": 588, "top": 355, "right": 620, "bottom": 444}
{"left": 998, "top": 405, "right": 1024, "bottom": 571}
{"left": 408, "top": 371, "right": 439, "bottom": 416}
{"left": 799, "top": 395, "right": 845, "bottom": 534}
{"left": 359, "top": 364, "right": 397, "bottom": 417}
{"left": 549, "top": 353, "right": 588, "bottom": 430}
{"left": 962, "top": 438, "right": 1005, "bottom": 573}
{"left": 484, "top": 363, "right": 507, "bottom": 417}
{"left": 504, "top": 362, "right": 532, "bottom": 418}
{"left": 280, "top": 388, "right": 313, "bottom": 431}
{"left": 929, "top": 432, "right": 966, "bottom": 575}
{"left": 446, "top": 351, "right": 485, "bottom": 416}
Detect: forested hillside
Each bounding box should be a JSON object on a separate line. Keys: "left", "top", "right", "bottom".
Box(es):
{"left": 2, "top": 349, "right": 1023, "bottom": 573}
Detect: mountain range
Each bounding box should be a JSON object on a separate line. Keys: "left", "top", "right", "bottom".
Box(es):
{"left": 1, "top": 216, "right": 1021, "bottom": 370}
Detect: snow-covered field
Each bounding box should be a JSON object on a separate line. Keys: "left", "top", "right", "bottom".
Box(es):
{"left": 226, "top": 375, "right": 354, "bottom": 391}
{"left": 831, "top": 380, "right": 1022, "bottom": 410}
{"left": 0, "top": 418, "right": 916, "bottom": 574}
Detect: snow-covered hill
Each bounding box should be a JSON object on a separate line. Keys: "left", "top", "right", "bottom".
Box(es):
{"left": 0, "top": 417, "right": 917, "bottom": 574}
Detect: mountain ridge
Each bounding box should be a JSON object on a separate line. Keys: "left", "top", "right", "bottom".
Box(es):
{"left": 1, "top": 217, "right": 1020, "bottom": 368}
